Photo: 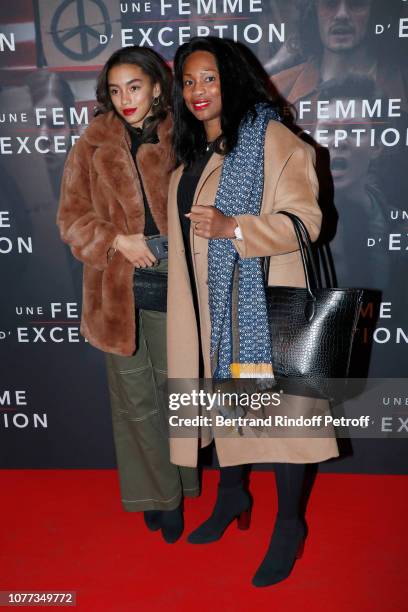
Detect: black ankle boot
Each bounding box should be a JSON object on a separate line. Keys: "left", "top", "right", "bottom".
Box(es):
{"left": 187, "top": 484, "right": 252, "bottom": 544}
{"left": 161, "top": 504, "right": 184, "bottom": 544}
{"left": 252, "top": 517, "right": 306, "bottom": 587}
{"left": 143, "top": 510, "right": 162, "bottom": 532}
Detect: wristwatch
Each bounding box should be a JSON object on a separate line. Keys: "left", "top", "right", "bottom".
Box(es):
{"left": 233, "top": 224, "right": 243, "bottom": 241}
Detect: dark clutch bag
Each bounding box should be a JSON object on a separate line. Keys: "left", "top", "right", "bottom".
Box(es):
{"left": 145, "top": 235, "right": 168, "bottom": 260}
{"left": 265, "top": 211, "right": 363, "bottom": 399}
{"left": 133, "top": 266, "right": 167, "bottom": 313}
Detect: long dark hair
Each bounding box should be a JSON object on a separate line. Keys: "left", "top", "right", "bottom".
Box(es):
{"left": 173, "top": 37, "right": 283, "bottom": 167}
{"left": 95, "top": 46, "right": 172, "bottom": 143}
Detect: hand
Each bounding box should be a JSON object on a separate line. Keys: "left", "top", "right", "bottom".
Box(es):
{"left": 186, "top": 205, "right": 237, "bottom": 239}
{"left": 115, "top": 234, "right": 157, "bottom": 268}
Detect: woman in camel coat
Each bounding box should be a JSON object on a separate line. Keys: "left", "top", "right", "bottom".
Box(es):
{"left": 167, "top": 37, "right": 338, "bottom": 587}
{"left": 168, "top": 119, "right": 339, "bottom": 466}
{"left": 57, "top": 46, "right": 198, "bottom": 544}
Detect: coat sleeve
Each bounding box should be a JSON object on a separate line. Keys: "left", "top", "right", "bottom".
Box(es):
{"left": 232, "top": 143, "right": 321, "bottom": 259}
{"left": 57, "top": 141, "right": 120, "bottom": 271}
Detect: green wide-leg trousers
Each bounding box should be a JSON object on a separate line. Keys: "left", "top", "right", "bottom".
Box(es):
{"left": 105, "top": 308, "right": 199, "bottom": 512}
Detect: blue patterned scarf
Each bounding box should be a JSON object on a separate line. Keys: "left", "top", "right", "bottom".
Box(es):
{"left": 208, "top": 103, "right": 280, "bottom": 380}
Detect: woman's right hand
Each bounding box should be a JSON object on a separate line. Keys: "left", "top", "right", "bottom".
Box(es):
{"left": 115, "top": 234, "right": 157, "bottom": 268}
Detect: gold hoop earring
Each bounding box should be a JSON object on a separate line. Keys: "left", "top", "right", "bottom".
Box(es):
{"left": 152, "top": 96, "right": 160, "bottom": 107}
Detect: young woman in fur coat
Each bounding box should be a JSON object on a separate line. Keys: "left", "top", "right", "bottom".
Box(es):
{"left": 57, "top": 46, "right": 198, "bottom": 543}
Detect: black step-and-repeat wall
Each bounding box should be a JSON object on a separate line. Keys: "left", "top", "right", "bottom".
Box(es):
{"left": 0, "top": 1, "right": 407, "bottom": 472}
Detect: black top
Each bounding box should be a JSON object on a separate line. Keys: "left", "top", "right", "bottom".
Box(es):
{"left": 127, "top": 125, "right": 160, "bottom": 237}
{"left": 177, "top": 147, "right": 214, "bottom": 280}
{"left": 177, "top": 146, "right": 215, "bottom": 376}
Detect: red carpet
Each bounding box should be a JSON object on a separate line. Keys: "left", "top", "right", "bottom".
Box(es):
{"left": 1, "top": 470, "right": 407, "bottom": 611}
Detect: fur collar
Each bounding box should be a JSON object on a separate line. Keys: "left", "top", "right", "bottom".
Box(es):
{"left": 83, "top": 111, "right": 173, "bottom": 235}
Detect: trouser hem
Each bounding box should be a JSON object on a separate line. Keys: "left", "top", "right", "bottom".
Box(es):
{"left": 121, "top": 486, "right": 200, "bottom": 512}
{"left": 122, "top": 494, "right": 181, "bottom": 513}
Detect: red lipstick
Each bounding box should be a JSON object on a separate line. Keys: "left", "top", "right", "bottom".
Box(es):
{"left": 193, "top": 100, "right": 210, "bottom": 111}
{"left": 123, "top": 108, "right": 137, "bottom": 116}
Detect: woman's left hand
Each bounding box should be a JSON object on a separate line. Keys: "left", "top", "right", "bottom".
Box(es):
{"left": 186, "top": 205, "right": 237, "bottom": 239}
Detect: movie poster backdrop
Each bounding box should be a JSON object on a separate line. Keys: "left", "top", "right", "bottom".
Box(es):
{"left": 0, "top": 0, "right": 407, "bottom": 472}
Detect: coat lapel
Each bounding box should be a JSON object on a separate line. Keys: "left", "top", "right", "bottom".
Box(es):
{"left": 186, "top": 152, "right": 224, "bottom": 295}
{"left": 84, "top": 111, "right": 174, "bottom": 235}
{"left": 136, "top": 115, "right": 174, "bottom": 234}
{"left": 168, "top": 165, "right": 186, "bottom": 257}
{"left": 170, "top": 151, "right": 224, "bottom": 253}
{"left": 87, "top": 112, "right": 145, "bottom": 233}
{"left": 193, "top": 151, "right": 223, "bottom": 207}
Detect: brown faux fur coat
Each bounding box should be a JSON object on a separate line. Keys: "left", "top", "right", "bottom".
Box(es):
{"left": 57, "top": 110, "right": 174, "bottom": 355}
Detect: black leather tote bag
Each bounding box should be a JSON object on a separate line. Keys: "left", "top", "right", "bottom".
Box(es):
{"left": 266, "top": 211, "right": 363, "bottom": 398}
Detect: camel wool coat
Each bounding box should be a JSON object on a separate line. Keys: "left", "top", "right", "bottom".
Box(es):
{"left": 57, "top": 111, "right": 174, "bottom": 355}
{"left": 167, "top": 120, "right": 339, "bottom": 467}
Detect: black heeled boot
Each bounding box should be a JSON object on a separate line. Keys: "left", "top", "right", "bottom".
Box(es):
{"left": 187, "top": 484, "right": 252, "bottom": 544}
{"left": 252, "top": 517, "right": 307, "bottom": 587}
{"left": 143, "top": 510, "right": 162, "bottom": 532}
{"left": 161, "top": 503, "right": 184, "bottom": 544}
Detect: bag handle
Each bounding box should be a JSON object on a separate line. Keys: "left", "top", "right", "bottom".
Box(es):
{"left": 263, "top": 211, "right": 320, "bottom": 321}
{"left": 317, "top": 241, "right": 337, "bottom": 289}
